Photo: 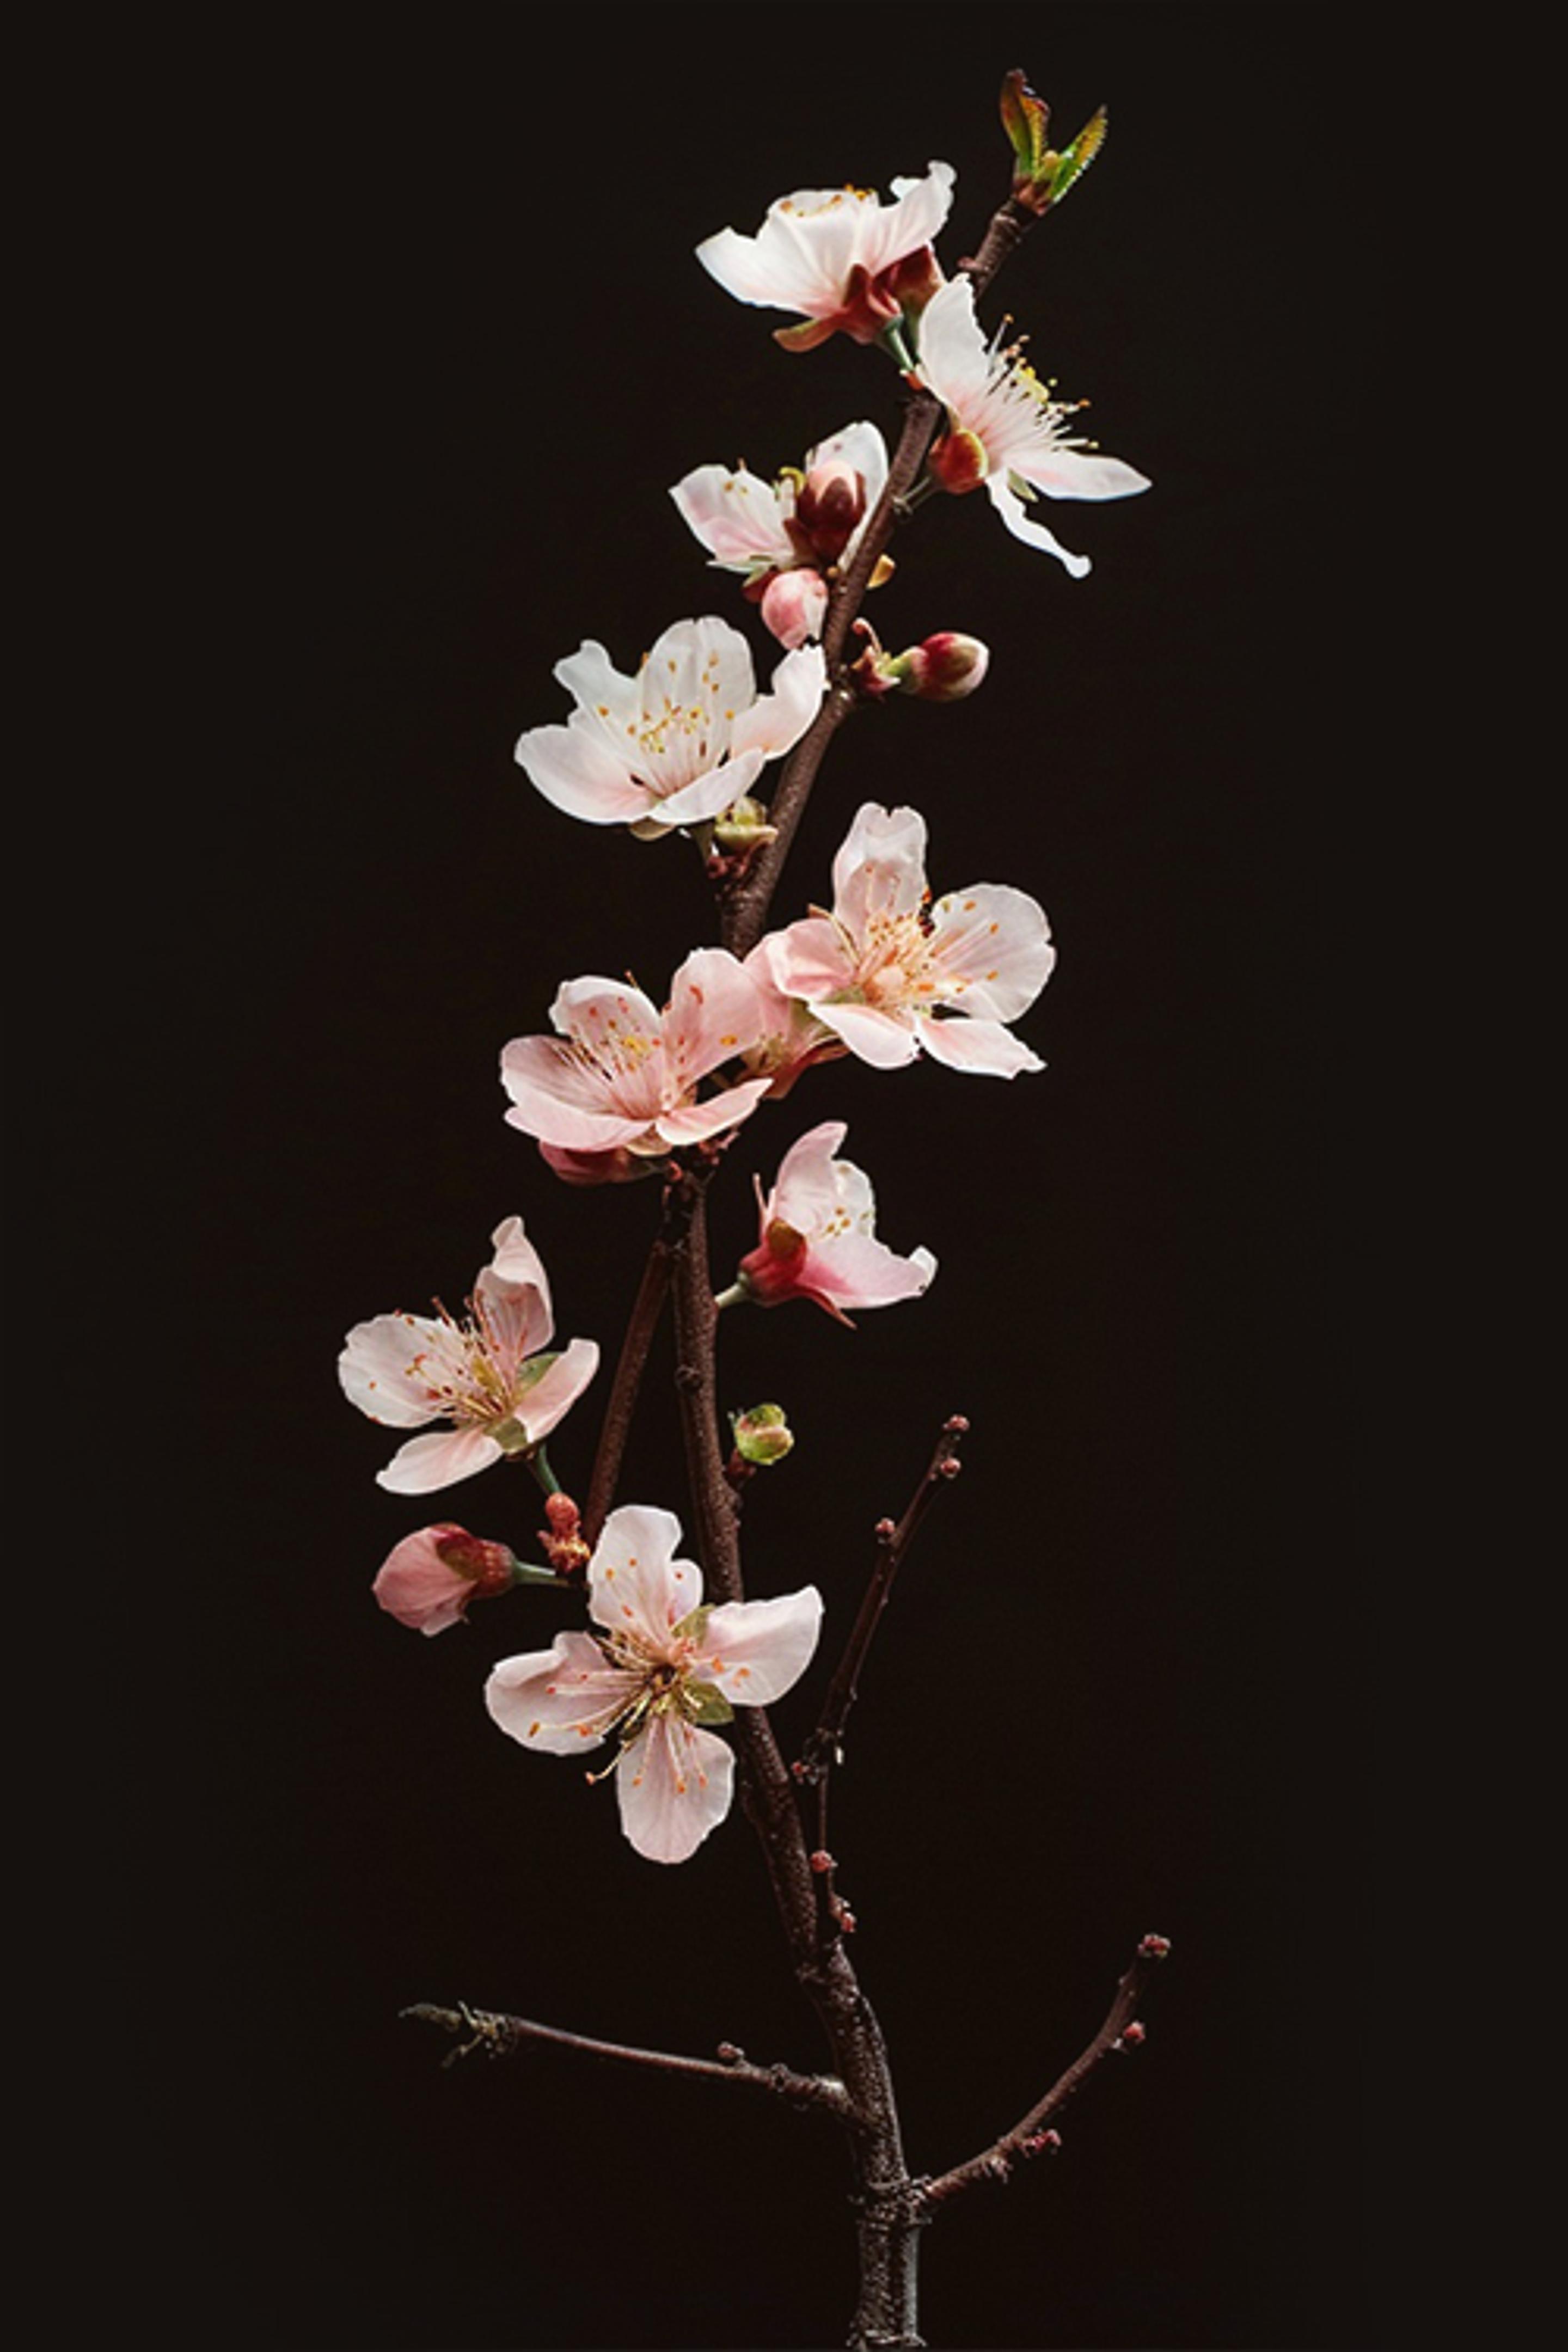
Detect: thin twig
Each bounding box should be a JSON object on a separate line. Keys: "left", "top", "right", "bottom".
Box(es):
{"left": 583, "top": 1223, "right": 675, "bottom": 1546}
{"left": 798, "top": 1415, "right": 969, "bottom": 1787}
{"left": 915, "top": 1935, "right": 1172, "bottom": 2212}
{"left": 402, "top": 2000, "right": 852, "bottom": 2117}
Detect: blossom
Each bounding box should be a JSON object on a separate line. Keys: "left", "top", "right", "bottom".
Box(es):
{"left": 755, "top": 803, "right": 1053, "bottom": 1076}
{"left": 514, "top": 618, "right": 823, "bottom": 837}
{"left": 916, "top": 275, "right": 1149, "bottom": 576}
{"left": 486, "top": 1505, "right": 823, "bottom": 1863}
{"left": 501, "top": 948, "right": 772, "bottom": 1160}
{"left": 672, "top": 423, "right": 888, "bottom": 576}
{"left": 697, "top": 163, "right": 955, "bottom": 349}
{"left": 726, "top": 1121, "right": 936, "bottom": 1323}
{"left": 372, "top": 1523, "right": 518, "bottom": 1636}
{"left": 340, "top": 1218, "right": 599, "bottom": 1493}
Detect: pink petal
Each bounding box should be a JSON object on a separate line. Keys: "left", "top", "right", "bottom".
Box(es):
{"left": 693, "top": 1587, "right": 824, "bottom": 1707}
{"left": 831, "top": 803, "right": 929, "bottom": 933}
{"left": 587, "top": 1504, "right": 703, "bottom": 1649}
{"left": 916, "top": 1015, "right": 1045, "bottom": 1076}
{"left": 339, "top": 1312, "right": 451, "bottom": 1429}
{"left": 486, "top": 1216, "right": 552, "bottom": 1318}
{"left": 500, "top": 1038, "right": 656, "bottom": 1151}
{"left": 376, "top": 1426, "right": 504, "bottom": 1495}
{"left": 616, "top": 1717, "right": 735, "bottom": 1864}
{"left": 769, "top": 1121, "right": 850, "bottom": 1235}
{"left": 760, "top": 916, "right": 856, "bottom": 1004}
{"left": 663, "top": 948, "right": 766, "bottom": 1087}
{"left": 812, "top": 1001, "right": 922, "bottom": 1069}
{"left": 486, "top": 1631, "right": 640, "bottom": 1754}
{"left": 653, "top": 1076, "right": 772, "bottom": 1146}
{"left": 514, "top": 1335, "right": 600, "bottom": 1443}
{"left": 928, "top": 883, "right": 1056, "bottom": 1021}
{"left": 803, "top": 1234, "right": 936, "bottom": 1312}
{"left": 514, "top": 718, "right": 653, "bottom": 823}
{"left": 669, "top": 465, "right": 792, "bottom": 569}
{"left": 372, "top": 1528, "right": 477, "bottom": 1637}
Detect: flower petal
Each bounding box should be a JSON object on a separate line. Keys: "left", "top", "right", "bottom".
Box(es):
{"left": 339, "top": 1312, "right": 452, "bottom": 1429}
{"left": 617, "top": 1717, "right": 734, "bottom": 1864}
{"left": 804, "top": 1234, "right": 936, "bottom": 1312}
{"left": 500, "top": 1038, "right": 657, "bottom": 1151}
{"left": 653, "top": 1077, "right": 773, "bottom": 1147}
{"left": 768, "top": 1121, "right": 851, "bottom": 1234}
{"left": 928, "top": 883, "right": 1056, "bottom": 1021}
{"left": 587, "top": 1504, "right": 703, "bottom": 1647}
{"left": 486, "top": 1630, "right": 640, "bottom": 1754}
{"left": 641, "top": 746, "right": 767, "bottom": 831}
{"left": 985, "top": 478, "right": 1092, "bottom": 578}
{"left": 1009, "top": 447, "right": 1152, "bottom": 503}
{"left": 693, "top": 1587, "right": 824, "bottom": 1707}
{"left": 916, "top": 1015, "right": 1045, "bottom": 1076}
{"left": 831, "top": 802, "right": 929, "bottom": 932}
{"left": 663, "top": 948, "right": 765, "bottom": 1088}
{"left": 669, "top": 464, "right": 793, "bottom": 571}
{"left": 728, "top": 643, "right": 826, "bottom": 763}
{"left": 514, "top": 718, "right": 653, "bottom": 823}
{"left": 375, "top": 1426, "right": 504, "bottom": 1494}
{"left": 812, "top": 1002, "right": 922, "bottom": 1069}
{"left": 514, "top": 1334, "right": 599, "bottom": 1443}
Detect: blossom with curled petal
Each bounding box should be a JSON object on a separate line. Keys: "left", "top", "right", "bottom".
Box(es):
{"left": 501, "top": 948, "right": 771, "bottom": 1162}
{"left": 514, "top": 618, "right": 823, "bottom": 838}
{"left": 755, "top": 803, "right": 1054, "bottom": 1076}
{"left": 724, "top": 1120, "right": 936, "bottom": 1324}
{"left": 372, "top": 1524, "right": 519, "bottom": 1636}
{"left": 486, "top": 1505, "right": 823, "bottom": 1864}
{"left": 917, "top": 275, "right": 1149, "bottom": 577}
{"left": 697, "top": 163, "right": 955, "bottom": 350}
{"left": 340, "top": 1219, "right": 599, "bottom": 1493}
{"left": 670, "top": 422, "right": 889, "bottom": 645}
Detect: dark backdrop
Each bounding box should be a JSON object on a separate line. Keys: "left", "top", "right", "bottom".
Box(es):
{"left": 73, "top": 8, "right": 1385, "bottom": 2347}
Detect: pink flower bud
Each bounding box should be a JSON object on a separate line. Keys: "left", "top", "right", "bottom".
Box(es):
{"left": 1118, "top": 2019, "right": 1147, "bottom": 2048}
{"left": 760, "top": 566, "right": 829, "bottom": 649}
{"left": 1138, "top": 1932, "right": 1172, "bottom": 1961}
{"left": 373, "top": 1523, "right": 518, "bottom": 1636}
{"left": 893, "top": 632, "right": 990, "bottom": 703}
{"left": 795, "top": 461, "right": 867, "bottom": 563}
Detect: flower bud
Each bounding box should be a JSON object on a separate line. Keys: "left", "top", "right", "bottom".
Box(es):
{"left": 794, "top": 461, "right": 867, "bottom": 563}
{"left": 760, "top": 566, "right": 829, "bottom": 648}
{"left": 713, "top": 794, "right": 780, "bottom": 852}
{"left": 884, "top": 632, "right": 990, "bottom": 703}
{"left": 731, "top": 1403, "right": 795, "bottom": 1466}
{"left": 373, "top": 1523, "right": 519, "bottom": 1636}
{"left": 927, "top": 427, "right": 990, "bottom": 495}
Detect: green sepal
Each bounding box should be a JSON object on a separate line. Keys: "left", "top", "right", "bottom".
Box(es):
{"left": 672, "top": 1602, "right": 715, "bottom": 1643}
{"left": 510, "top": 1561, "right": 570, "bottom": 1587}
{"left": 683, "top": 1681, "right": 735, "bottom": 1726}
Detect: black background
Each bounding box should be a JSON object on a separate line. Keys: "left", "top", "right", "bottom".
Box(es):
{"left": 71, "top": 7, "right": 1386, "bottom": 2347}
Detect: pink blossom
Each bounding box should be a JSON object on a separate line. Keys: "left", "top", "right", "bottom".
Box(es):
{"left": 514, "top": 617, "right": 823, "bottom": 836}
{"left": 697, "top": 165, "right": 955, "bottom": 350}
{"left": 754, "top": 803, "right": 1054, "bottom": 1076}
{"left": 339, "top": 1218, "right": 599, "bottom": 1493}
{"left": 917, "top": 277, "right": 1149, "bottom": 576}
{"left": 486, "top": 1505, "right": 823, "bottom": 1864}
{"left": 501, "top": 948, "right": 771, "bottom": 1161}
{"left": 670, "top": 422, "right": 888, "bottom": 644}
{"left": 373, "top": 1523, "right": 517, "bottom": 1636}
{"left": 725, "top": 1122, "right": 936, "bottom": 1324}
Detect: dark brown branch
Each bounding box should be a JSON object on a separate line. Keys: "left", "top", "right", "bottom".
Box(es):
{"left": 402, "top": 2000, "right": 851, "bottom": 2117}
{"left": 798, "top": 1415, "right": 969, "bottom": 1787}
{"left": 915, "top": 1935, "right": 1171, "bottom": 2212}
{"left": 583, "top": 1226, "right": 673, "bottom": 1547}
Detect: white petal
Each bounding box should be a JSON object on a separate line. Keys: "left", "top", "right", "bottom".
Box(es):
{"left": 642, "top": 747, "right": 766, "bottom": 831}
{"left": 769, "top": 1122, "right": 850, "bottom": 1236}
{"left": 693, "top": 1588, "right": 824, "bottom": 1707}
{"left": 339, "top": 1313, "right": 450, "bottom": 1429}
{"left": 831, "top": 803, "right": 929, "bottom": 929}
{"left": 669, "top": 465, "right": 792, "bottom": 570}
{"left": 1010, "top": 448, "right": 1152, "bottom": 502}
{"left": 616, "top": 1717, "right": 734, "bottom": 1864}
{"left": 516, "top": 1336, "right": 599, "bottom": 1443}
{"left": 914, "top": 275, "right": 991, "bottom": 406}
{"left": 587, "top": 1504, "right": 702, "bottom": 1646}
{"left": 728, "top": 642, "right": 826, "bottom": 763}
{"left": 515, "top": 718, "right": 652, "bottom": 823}
{"left": 985, "top": 479, "right": 1092, "bottom": 578}
{"left": 812, "top": 1001, "right": 922, "bottom": 1069}
{"left": 916, "top": 1015, "right": 1044, "bottom": 1076}
{"left": 486, "top": 1631, "right": 639, "bottom": 1755}
{"left": 928, "top": 883, "right": 1056, "bottom": 1021}
{"left": 375, "top": 1426, "right": 504, "bottom": 1494}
